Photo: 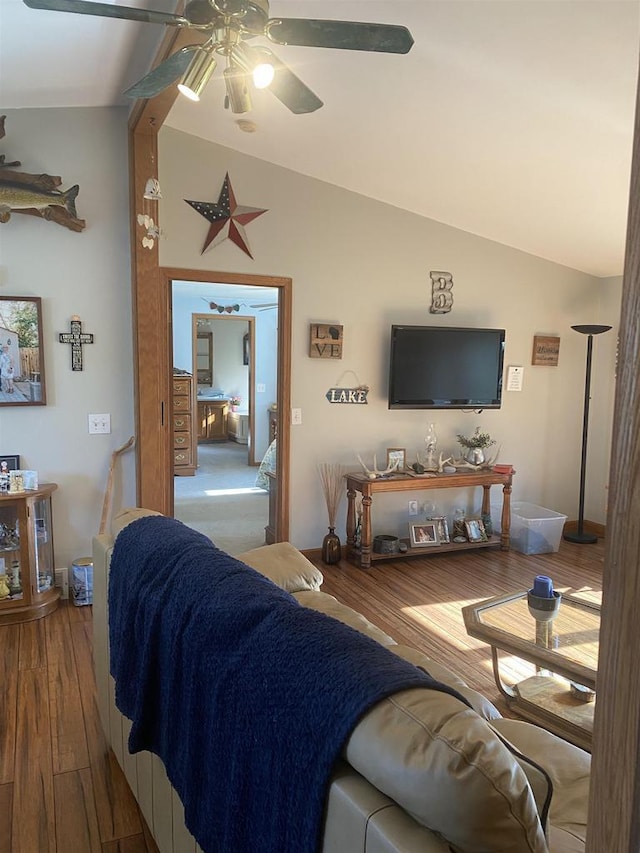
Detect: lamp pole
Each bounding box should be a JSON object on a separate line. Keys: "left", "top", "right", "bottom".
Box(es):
{"left": 563, "top": 324, "right": 612, "bottom": 544}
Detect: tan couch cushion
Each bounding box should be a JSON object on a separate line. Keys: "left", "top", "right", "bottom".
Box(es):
{"left": 294, "top": 590, "right": 397, "bottom": 646}
{"left": 112, "top": 507, "right": 163, "bottom": 541}
{"left": 236, "top": 541, "right": 324, "bottom": 593}
{"left": 345, "top": 688, "right": 548, "bottom": 852}
{"left": 390, "top": 644, "right": 501, "bottom": 721}
{"left": 492, "top": 719, "right": 589, "bottom": 847}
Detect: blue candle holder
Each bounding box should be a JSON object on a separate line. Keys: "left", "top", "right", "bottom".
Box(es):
{"left": 527, "top": 575, "right": 561, "bottom": 622}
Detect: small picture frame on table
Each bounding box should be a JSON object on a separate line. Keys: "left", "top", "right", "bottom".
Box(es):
{"left": 0, "top": 455, "right": 20, "bottom": 472}
{"left": 409, "top": 522, "right": 440, "bottom": 547}
{"left": 465, "top": 518, "right": 489, "bottom": 543}
{"left": 386, "top": 448, "right": 406, "bottom": 472}
{"left": 432, "top": 516, "right": 450, "bottom": 544}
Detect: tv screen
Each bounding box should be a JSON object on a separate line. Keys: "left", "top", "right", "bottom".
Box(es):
{"left": 388, "top": 326, "right": 505, "bottom": 410}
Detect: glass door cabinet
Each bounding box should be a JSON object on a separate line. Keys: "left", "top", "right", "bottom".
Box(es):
{"left": 0, "top": 483, "right": 59, "bottom": 624}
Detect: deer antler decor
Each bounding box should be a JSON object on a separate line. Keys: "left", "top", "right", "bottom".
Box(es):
{"left": 357, "top": 454, "right": 401, "bottom": 480}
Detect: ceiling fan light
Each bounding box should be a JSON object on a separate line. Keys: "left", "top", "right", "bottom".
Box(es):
{"left": 252, "top": 62, "right": 275, "bottom": 89}
{"left": 223, "top": 67, "right": 252, "bottom": 114}
{"left": 232, "top": 42, "right": 275, "bottom": 90}
{"left": 178, "top": 50, "right": 217, "bottom": 101}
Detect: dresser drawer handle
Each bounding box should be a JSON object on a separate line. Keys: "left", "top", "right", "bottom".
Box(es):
{"left": 175, "top": 436, "right": 186, "bottom": 446}
{"left": 175, "top": 418, "right": 185, "bottom": 427}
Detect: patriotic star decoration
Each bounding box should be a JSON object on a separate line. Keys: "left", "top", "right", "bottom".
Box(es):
{"left": 185, "top": 173, "right": 268, "bottom": 258}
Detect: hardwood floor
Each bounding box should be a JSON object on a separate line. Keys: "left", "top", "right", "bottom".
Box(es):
{"left": 0, "top": 537, "right": 603, "bottom": 852}
{"left": 315, "top": 537, "right": 605, "bottom": 716}
{"left": 0, "top": 600, "right": 159, "bottom": 853}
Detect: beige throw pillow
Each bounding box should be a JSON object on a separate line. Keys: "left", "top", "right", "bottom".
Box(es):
{"left": 237, "top": 541, "right": 324, "bottom": 593}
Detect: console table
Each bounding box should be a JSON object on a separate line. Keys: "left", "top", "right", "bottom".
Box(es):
{"left": 345, "top": 469, "right": 514, "bottom": 569}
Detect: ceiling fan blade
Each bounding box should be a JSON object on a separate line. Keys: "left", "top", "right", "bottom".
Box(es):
{"left": 123, "top": 47, "right": 199, "bottom": 99}
{"left": 22, "top": 0, "right": 188, "bottom": 26}
{"left": 267, "top": 18, "right": 414, "bottom": 54}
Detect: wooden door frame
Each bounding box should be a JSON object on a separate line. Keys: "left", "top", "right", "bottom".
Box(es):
{"left": 585, "top": 66, "right": 640, "bottom": 850}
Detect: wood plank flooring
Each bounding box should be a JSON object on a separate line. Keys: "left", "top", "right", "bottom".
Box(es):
{"left": 0, "top": 601, "right": 159, "bottom": 853}
{"left": 314, "top": 537, "right": 605, "bottom": 716}
{"left": 0, "top": 537, "right": 603, "bottom": 852}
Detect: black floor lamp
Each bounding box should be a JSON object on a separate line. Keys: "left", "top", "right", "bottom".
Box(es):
{"left": 563, "top": 324, "right": 612, "bottom": 544}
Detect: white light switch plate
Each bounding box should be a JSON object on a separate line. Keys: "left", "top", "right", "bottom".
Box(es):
{"left": 88, "top": 413, "right": 111, "bottom": 434}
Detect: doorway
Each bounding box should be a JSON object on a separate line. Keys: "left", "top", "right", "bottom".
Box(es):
{"left": 173, "top": 294, "right": 271, "bottom": 552}
{"left": 136, "top": 268, "right": 291, "bottom": 547}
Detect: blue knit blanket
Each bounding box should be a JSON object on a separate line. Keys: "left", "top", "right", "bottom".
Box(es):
{"left": 108, "top": 516, "right": 466, "bottom": 853}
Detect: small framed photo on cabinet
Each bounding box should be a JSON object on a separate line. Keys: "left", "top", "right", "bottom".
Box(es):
{"left": 0, "top": 455, "right": 20, "bottom": 472}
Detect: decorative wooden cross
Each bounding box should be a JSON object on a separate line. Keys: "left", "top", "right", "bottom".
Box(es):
{"left": 59, "top": 315, "right": 94, "bottom": 371}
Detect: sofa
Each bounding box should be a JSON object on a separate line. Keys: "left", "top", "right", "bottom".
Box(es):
{"left": 92, "top": 508, "right": 590, "bottom": 853}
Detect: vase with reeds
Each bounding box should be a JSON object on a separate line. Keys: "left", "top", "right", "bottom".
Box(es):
{"left": 318, "top": 462, "right": 344, "bottom": 565}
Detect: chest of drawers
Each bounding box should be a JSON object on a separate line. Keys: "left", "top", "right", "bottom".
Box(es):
{"left": 172, "top": 374, "right": 196, "bottom": 476}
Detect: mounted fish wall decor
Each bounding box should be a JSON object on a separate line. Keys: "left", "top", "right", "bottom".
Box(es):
{"left": 0, "top": 115, "right": 85, "bottom": 232}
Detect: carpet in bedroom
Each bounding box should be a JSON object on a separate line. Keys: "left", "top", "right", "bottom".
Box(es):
{"left": 174, "top": 442, "right": 268, "bottom": 554}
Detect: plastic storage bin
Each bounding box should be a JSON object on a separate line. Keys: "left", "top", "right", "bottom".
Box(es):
{"left": 71, "top": 557, "right": 94, "bottom": 606}
{"left": 509, "top": 502, "right": 568, "bottom": 555}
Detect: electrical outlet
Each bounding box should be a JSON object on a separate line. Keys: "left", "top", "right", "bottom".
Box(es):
{"left": 256, "top": 383, "right": 266, "bottom": 393}
{"left": 408, "top": 500, "right": 419, "bottom": 516}
{"left": 88, "top": 413, "right": 111, "bottom": 434}
{"left": 291, "top": 407, "right": 302, "bottom": 425}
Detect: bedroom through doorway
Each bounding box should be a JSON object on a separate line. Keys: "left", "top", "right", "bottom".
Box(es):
{"left": 171, "top": 279, "right": 281, "bottom": 554}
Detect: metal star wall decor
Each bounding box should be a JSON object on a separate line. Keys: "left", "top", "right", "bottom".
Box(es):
{"left": 185, "top": 173, "right": 268, "bottom": 259}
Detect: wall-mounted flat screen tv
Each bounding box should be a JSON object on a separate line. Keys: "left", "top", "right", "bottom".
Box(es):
{"left": 388, "top": 326, "right": 506, "bottom": 410}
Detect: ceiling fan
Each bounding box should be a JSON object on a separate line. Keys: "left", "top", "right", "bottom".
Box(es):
{"left": 251, "top": 302, "right": 278, "bottom": 311}
{"left": 22, "top": 0, "right": 414, "bottom": 115}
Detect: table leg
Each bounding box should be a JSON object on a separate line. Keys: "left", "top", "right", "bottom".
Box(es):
{"left": 346, "top": 486, "right": 356, "bottom": 550}
{"left": 481, "top": 484, "right": 491, "bottom": 517}
{"left": 360, "top": 494, "right": 373, "bottom": 569}
{"left": 490, "top": 647, "right": 517, "bottom": 700}
{"left": 500, "top": 482, "right": 512, "bottom": 550}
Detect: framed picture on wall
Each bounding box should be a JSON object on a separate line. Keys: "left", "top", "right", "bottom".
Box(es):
{"left": 0, "top": 296, "right": 46, "bottom": 407}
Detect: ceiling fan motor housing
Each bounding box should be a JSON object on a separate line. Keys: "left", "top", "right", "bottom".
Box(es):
{"left": 185, "top": 0, "right": 269, "bottom": 32}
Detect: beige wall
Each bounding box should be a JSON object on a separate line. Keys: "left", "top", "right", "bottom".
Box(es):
{"left": 1, "top": 107, "right": 622, "bottom": 560}
{"left": 159, "top": 127, "right": 622, "bottom": 549}
{"left": 1, "top": 107, "right": 136, "bottom": 569}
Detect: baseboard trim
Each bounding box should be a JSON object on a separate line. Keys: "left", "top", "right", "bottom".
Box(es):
{"left": 301, "top": 547, "right": 323, "bottom": 561}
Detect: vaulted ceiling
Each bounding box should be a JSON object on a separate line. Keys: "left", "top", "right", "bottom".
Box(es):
{"left": 2, "top": 0, "right": 639, "bottom": 277}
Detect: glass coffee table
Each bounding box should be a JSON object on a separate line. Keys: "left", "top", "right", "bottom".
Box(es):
{"left": 462, "top": 591, "right": 600, "bottom": 751}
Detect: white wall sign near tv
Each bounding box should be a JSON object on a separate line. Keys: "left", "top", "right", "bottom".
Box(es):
{"left": 388, "top": 326, "right": 505, "bottom": 410}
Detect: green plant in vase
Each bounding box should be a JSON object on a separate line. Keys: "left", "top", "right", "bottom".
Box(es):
{"left": 456, "top": 427, "right": 496, "bottom": 465}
